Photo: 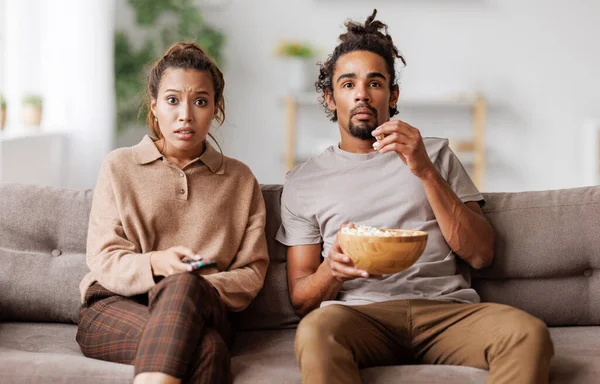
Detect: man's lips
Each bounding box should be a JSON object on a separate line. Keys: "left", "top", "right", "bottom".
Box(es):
{"left": 352, "top": 111, "right": 374, "bottom": 120}
{"left": 350, "top": 106, "right": 377, "bottom": 120}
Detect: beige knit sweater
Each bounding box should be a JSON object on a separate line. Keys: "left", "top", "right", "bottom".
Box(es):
{"left": 79, "top": 135, "right": 269, "bottom": 312}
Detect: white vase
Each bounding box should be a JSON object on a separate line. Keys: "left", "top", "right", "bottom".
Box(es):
{"left": 282, "top": 58, "right": 315, "bottom": 93}
{"left": 22, "top": 104, "right": 42, "bottom": 126}
{"left": 0, "top": 108, "right": 6, "bottom": 131}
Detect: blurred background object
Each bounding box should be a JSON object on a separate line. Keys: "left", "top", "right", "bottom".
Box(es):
{"left": 0, "top": 0, "right": 599, "bottom": 192}
{"left": 21, "top": 94, "right": 42, "bottom": 127}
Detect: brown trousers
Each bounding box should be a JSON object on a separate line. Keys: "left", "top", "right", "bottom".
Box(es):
{"left": 295, "top": 299, "right": 554, "bottom": 384}
{"left": 76, "top": 273, "right": 232, "bottom": 384}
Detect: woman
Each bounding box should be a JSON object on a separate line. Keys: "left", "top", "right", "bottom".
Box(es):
{"left": 76, "top": 42, "right": 269, "bottom": 384}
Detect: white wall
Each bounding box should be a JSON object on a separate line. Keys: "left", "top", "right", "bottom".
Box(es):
{"left": 1, "top": 0, "right": 116, "bottom": 189}
{"left": 185, "top": 0, "right": 598, "bottom": 192}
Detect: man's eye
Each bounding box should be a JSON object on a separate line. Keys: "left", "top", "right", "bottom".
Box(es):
{"left": 370, "top": 82, "right": 381, "bottom": 87}
{"left": 195, "top": 99, "right": 207, "bottom": 106}
{"left": 167, "top": 97, "right": 178, "bottom": 104}
{"left": 342, "top": 83, "right": 354, "bottom": 88}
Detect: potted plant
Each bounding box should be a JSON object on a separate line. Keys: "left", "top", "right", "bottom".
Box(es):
{"left": 22, "top": 95, "right": 43, "bottom": 126}
{"left": 0, "top": 95, "right": 6, "bottom": 131}
{"left": 275, "top": 40, "right": 316, "bottom": 92}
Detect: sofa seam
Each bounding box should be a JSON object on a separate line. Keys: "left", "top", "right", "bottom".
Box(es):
{"left": 483, "top": 200, "right": 600, "bottom": 214}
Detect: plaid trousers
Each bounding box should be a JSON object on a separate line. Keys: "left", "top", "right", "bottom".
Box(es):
{"left": 76, "top": 273, "right": 232, "bottom": 384}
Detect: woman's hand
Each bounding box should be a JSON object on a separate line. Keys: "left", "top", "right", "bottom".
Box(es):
{"left": 150, "top": 246, "right": 202, "bottom": 277}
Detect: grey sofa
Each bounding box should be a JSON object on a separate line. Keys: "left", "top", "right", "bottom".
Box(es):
{"left": 1, "top": 183, "right": 599, "bottom": 383}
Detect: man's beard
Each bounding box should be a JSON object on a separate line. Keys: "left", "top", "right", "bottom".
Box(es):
{"left": 348, "top": 120, "right": 377, "bottom": 140}
{"left": 347, "top": 104, "right": 379, "bottom": 140}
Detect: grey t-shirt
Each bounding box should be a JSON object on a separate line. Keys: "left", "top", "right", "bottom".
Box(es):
{"left": 276, "top": 137, "right": 484, "bottom": 307}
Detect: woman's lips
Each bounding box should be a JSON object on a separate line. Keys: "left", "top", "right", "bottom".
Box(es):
{"left": 174, "top": 130, "right": 194, "bottom": 140}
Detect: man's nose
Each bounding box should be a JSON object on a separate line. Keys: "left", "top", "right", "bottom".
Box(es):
{"left": 354, "top": 83, "right": 370, "bottom": 103}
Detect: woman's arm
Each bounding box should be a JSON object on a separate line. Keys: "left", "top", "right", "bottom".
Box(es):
{"left": 86, "top": 156, "right": 158, "bottom": 296}
{"left": 201, "top": 180, "right": 270, "bottom": 312}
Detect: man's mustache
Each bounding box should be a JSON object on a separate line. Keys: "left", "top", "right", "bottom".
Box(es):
{"left": 349, "top": 104, "right": 378, "bottom": 117}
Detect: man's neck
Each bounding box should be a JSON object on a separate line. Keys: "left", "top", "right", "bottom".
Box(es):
{"left": 338, "top": 130, "right": 377, "bottom": 154}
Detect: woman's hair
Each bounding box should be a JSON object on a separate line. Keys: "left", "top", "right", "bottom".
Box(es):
{"left": 144, "top": 42, "right": 225, "bottom": 139}
{"left": 316, "top": 9, "right": 406, "bottom": 122}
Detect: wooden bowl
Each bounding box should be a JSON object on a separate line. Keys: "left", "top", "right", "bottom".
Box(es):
{"left": 337, "top": 229, "right": 428, "bottom": 275}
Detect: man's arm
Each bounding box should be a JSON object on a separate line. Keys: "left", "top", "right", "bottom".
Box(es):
{"left": 287, "top": 239, "right": 372, "bottom": 317}
{"left": 420, "top": 168, "right": 494, "bottom": 269}
{"left": 373, "top": 121, "right": 494, "bottom": 269}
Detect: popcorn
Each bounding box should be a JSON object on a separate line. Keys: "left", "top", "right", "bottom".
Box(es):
{"left": 373, "top": 134, "right": 385, "bottom": 151}
{"left": 340, "top": 225, "right": 415, "bottom": 237}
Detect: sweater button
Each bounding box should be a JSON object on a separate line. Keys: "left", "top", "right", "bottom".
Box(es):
{"left": 179, "top": 173, "right": 184, "bottom": 178}
{"left": 179, "top": 189, "right": 185, "bottom": 194}
{"left": 51, "top": 249, "right": 62, "bottom": 257}
{"left": 584, "top": 269, "right": 593, "bottom": 277}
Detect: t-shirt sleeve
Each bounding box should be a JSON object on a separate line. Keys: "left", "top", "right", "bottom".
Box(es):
{"left": 275, "top": 177, "right": 322, "bottom": 246}
{"left": 435, "top": 146, "right": 485, "bottom": 207}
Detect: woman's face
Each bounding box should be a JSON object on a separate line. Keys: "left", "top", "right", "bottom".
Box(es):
{"left": 151, "top": 68, "right": 218, "bottom": 158}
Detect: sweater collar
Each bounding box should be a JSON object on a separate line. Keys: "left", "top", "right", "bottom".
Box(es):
{"left": 132, "top": 135, "right": 224, "bottom": 174}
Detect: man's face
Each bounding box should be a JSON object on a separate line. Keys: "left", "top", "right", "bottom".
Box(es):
{"left": 326, "top": 50, "right": 399, "bottom": 140}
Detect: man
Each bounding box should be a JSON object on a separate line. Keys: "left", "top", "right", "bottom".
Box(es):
{"left": 276, "top": 9, "right": 553, "bottom": 384}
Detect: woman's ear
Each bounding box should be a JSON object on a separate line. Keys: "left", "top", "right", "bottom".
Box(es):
{"left": 150, "top": 100, "right": 157, "bottom": 119}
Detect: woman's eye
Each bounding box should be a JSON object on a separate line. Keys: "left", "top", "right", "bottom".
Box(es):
{"left": 195, "top": 99, "right": 207, "bottom": 106}
{"left": 166, "top": 96, "right": 178, "bottom": 104}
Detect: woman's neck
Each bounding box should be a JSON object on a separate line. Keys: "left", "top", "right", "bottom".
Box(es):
{"left": 158, "top": 139, "right": 206, "bottom": 168}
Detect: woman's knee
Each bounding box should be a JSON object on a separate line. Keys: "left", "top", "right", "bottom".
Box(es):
{"left": 152, "top": 273, "right": 212, "bottom": 302}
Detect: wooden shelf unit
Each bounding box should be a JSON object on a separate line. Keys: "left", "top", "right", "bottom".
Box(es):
{"left": 283, "top": 93, "right": 487, "bottom": 189}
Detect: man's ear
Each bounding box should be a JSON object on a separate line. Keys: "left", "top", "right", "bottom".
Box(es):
{"left": 390, "top": 84, "right": 399, "bottom": 109}
{"left": 325, "top": 90, "right": 336, "bottom": 112}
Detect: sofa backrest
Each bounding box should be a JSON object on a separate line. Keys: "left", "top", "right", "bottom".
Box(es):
{"left": 1, "top": 183, "right": 600, "bottom": 328}
{"left": 0, "top": 184, "right": 92, "bottom": 324}
{"left": 474, "top": 186, "right": 600, "bottom": 326}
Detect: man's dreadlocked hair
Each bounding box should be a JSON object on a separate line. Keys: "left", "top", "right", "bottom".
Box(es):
{"left": 316, "top": 9, "right": 406, "bottom": 122}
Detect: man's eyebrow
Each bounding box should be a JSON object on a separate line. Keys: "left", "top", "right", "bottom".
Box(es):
{"left": 336, "top": 73, "right": 356, "bottom": 84}
{"left": 336, "top": 72, "right": 388, "bottom": 84}
{"left": 366, "top": 72, "right": 387, "bottom": 80}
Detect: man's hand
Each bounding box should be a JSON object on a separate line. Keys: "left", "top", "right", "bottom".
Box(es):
{"left": 372, "top": 120, "right": 435, "bottom": 180}
{"left": 327, "top": 235, "right": 380, "bottom": 281}
{"left": 150, "top": 246, "right": 202, "bottom": 277}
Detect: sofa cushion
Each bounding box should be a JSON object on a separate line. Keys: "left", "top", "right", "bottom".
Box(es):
{"left": 0, "top": 323, "right": 132, "bottom": 384}
{"left": 4, "top": 322, "right": 598, "bottom": 384}
{"left": 232, "top": 185, "right": 300, "bottom": 330}
{"left": 476, "top": 186, "right": 600, "bottom": 326}
{"left": 0, "top": 184, "right": 93, "bottom": 323}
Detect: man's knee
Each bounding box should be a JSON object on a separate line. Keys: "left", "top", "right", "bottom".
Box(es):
{"left": 496, "top": 306, "right": 554, "bottom": 357}
{"left": 295, "top": 305, "right": 348, "bottom": 353}
{"left": 520, "top": 315, "right": 554, "bottom": 357}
